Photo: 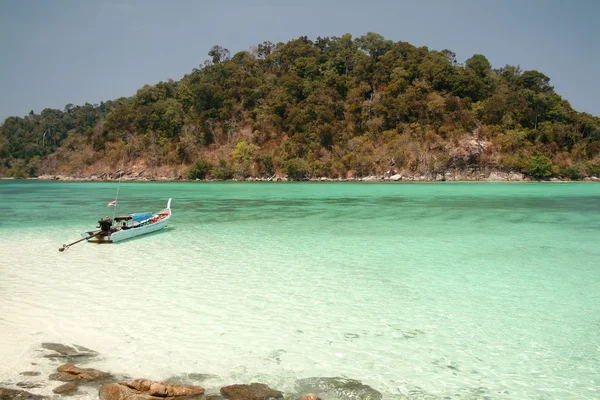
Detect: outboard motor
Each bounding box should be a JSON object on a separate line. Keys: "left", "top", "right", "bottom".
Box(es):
{"left": 98, "top": 218, "right": 113, "bottom": 232}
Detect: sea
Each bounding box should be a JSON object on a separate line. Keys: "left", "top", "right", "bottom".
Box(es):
{"left": 0, "top": 180, "right": 598, "bottom": 399}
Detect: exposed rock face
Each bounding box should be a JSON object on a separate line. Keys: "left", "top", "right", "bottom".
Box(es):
{"left": 220, "top": 383, "right": 283, "bottom": 400}
{"left": 99, "top": 379, "right": 205, "bottom": 400}
{"left": 0, "top": 388, "right": 46, "bottom": 400}
{"left": 295, "top": 377, "right": 382, "bottom": 400}
{"left": 49, "top": 363, "right": 111, "bottom": 382}
{"left": 487, "top": 171, "right": 526, "bottom": 181}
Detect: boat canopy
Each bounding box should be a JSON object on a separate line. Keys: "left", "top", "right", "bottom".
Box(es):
{"left": 131, "top": 212, "right": 153, "bottom": 222}
{"left": 114, "top": 212, "right": 153, "bottom": 222}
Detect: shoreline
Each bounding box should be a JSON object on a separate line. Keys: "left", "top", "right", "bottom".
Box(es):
{"left": 17, "top": 176, "right": 600, "bottom": 183}
{"left": 0, "top": 343, "right": 382, "bottom": 400}
{"left": 6, "top": 169, "right": 600, "bottom": 183}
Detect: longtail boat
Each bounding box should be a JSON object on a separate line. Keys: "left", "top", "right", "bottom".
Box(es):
{"left": 82, "top": 198, "right": 172, "bottom": 244}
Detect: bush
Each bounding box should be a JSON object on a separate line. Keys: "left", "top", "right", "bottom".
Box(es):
{"left": 527, "top": 154, "right": 552, "bottom": 179}
{"left": 285, "top": 158, "right": 310, "bottom": 181}
{"left": 211, "top": 159, "right": 233, "bottom": 180}
{"left": 586, "top": 163, "right": 600, "bottom": 178}
{"left": 559, "top": 165, "right": 584, "bottom": 180}
{"left": 259, "top": 155, "right": 275, "bottom": 176}
{"left": 234, "top": 161, "right": 252, "bottom": 178}
{"left": 500, "top": 153, "right": 528, "bottom": 172}
{"left": 188, "top": 159, "right": 208, "bottom": 180}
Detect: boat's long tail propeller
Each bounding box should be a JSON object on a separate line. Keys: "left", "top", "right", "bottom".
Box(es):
{"left": 58, "top": 231, "right": 103, "bottom": 252}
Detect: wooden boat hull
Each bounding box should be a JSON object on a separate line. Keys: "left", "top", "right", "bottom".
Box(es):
{"left": 83, "top": 198, "right": 171, "bottom": 244}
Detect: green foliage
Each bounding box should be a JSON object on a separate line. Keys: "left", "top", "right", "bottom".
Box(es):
{"left": 1, "top": 33, "right": 599, "bottom": 180}
{"left": 231, "top": 140, "right": 258, "bottom": 163}
{"left": 527, "top": 154, "right": 553, "bottom": 179}
{"left": 558, "top": 164, "right": 584, "bottom": 180}
{"left": 188, "top": 159, "right": 208, "bottom": 180}
{"left": 285, "top": 158, "right": 310, "bottom": 180}
{"left": 586, "top": 163, "right": 600, "bottom": 177}
{"left": 259, "top": 155, "right": 275, "bottom": 176}
{"left": 211, "top": 159, "right": 233, "bottom": 180}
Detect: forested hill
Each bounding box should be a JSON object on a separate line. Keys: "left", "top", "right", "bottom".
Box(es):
{"left": 2, "top": 33, "right": 600, "bottom": 181}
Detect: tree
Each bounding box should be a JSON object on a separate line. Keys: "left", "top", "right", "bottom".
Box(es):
{"left": 285, "top": 158, "right": 310, "bottom": 180}
{"left": 519, "top": 70, "right": 553, "bottom": 93}
{"left": 208, "top": 45, "right": 230, "bottom": 64}
{"left": 356, "top": 32, "right": 392, "bottom": 60}
{"left": 465, "top": 54, "right": 491, "bottom": 78}
{"left": 188, "top": 159, "right": 208, "bottom": 179}
{"left": 527, "top": 154, "right": 552, "bottom": 179}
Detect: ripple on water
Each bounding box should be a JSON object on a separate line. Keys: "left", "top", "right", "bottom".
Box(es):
{"left": 1, "top": 182, "right": 600, "bottom": 399}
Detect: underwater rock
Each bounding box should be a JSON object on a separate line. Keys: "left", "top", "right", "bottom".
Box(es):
{"left": 49, "top": 363, "right": 111, "bottom": 382}
{"left": 220, "top": 383, "right": 283, "bottom": 400}
{"left": 164, "top": 373, "right": 220, "bottom": 385}
{"left": 15, "top": 383, "right": 42, "bottom": 390}
{"left": 99, "top": 379, "right": 205, "bottom": 400}
{"left": 41, "top": 343, "right": 98, "bottom": 359}
{"left": 0, "top": 388, "right": 46, "bottom": 400}
{"left": 297, "top": 395, "right": 321, "bottom": 400}
{"left": 53, "top": 383, "right": 78, "bottom": 395}
{"left": 18, "top": 373, "right": 40, "bottom": 377}
{"left": 294, "top": 377, "right": 382, "bottom": 400}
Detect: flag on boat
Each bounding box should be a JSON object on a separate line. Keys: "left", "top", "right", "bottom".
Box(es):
{"left": 107, "top": 200, "right": 117, "bottom": 207}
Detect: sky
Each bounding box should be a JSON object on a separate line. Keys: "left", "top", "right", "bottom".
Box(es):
{"left": 1, "top": 0, "right": 599, "bottom": 121}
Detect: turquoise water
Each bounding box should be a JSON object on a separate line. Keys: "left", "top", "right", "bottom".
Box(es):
{"left": 0, "top": 181, "right": 599, "bottom": 399}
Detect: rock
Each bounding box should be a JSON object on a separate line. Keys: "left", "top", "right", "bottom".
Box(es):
{"left": 487, "top": 171, "right": 508, "bottom": 181}
{"left": 49, "top": 363, "right": 111, "bottom": 382}
{"left": 53, "top": 383, "right": 78, "bottom": 395}
{"left": 15, "top": 383, "right": 42, "bottom": 390}
{"left": 220, "top": 383, "right": 283, "bottom": 400}
{"left": 508, "top": 172, "right": 524, "bottom": 181}
{"left": 389, "top": 174, "right": 402, "bottom": 181}
{"left": 165, "top": 373, "right": 220, "bottom": 385}
{"left": 41, "top": 343, "right": 97, "bottom": 358}
{"left": 123, "top": 378, "right": 205, "bottom": 397}
{"left": 362, "top": 175, "right": 379, "bottom": 181}
{"left": 205, "top": 395, "right": 225, "bottom": 400}
{"left": 297, "top": 395, "right": 321, "bottom": 400}
{"left": 18, "top": 373, "right": 40, "bottom": 377}
{"left": 0, "top": 388, "right": 47, "bottom": 400}
{"left": 99, "top": 379, "right": 205, "bottom": 400}
{"left": 295, "top": 377, "right": 382, "bottom": 400}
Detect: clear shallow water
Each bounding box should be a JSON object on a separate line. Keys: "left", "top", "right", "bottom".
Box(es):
{"left": 0, "top": 181, "right": 599, "bottom": 399}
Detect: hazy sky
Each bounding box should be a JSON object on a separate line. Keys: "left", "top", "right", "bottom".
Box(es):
{"left": 1, "top": 0, "right": 598, "bottom": 121}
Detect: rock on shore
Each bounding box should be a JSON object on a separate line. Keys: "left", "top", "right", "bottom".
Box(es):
{"left": 49, "top": 363, "right": 111, "bottom": 383}
{"left": 36, "top": 168, "right": 538, "bottom": 182}
{"left": 220, "top": 383, "right": 283, "bottom": 400}
{"left": 99, "top": 379, "right": 205, "bottom": 400}
{"left": 0, "top": 388, "right": 46, "bottom": 400}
